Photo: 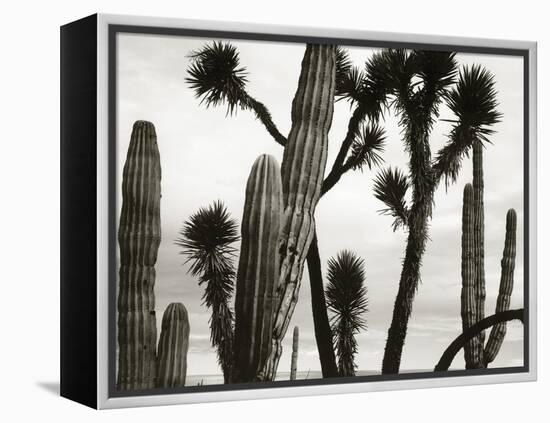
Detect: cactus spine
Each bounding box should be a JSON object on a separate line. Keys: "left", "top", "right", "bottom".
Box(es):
{"left": 263, "top": 44, "right": 336, "bottom": 380}
{"left": 484, "top": 209, "right": 517, "bottom": 364}
{"left": 117, "top": 120, "right": 161, "bottom": 390}
{"left": 290, "top": 326, "right": 299, "bottom": 380}
{"left": 460, "top": 184, "right": 478, "bottom": 368}
{"left": 156, "top": 303, "right": 190, "bottom": 388}
{"left": 232, "top": 155, "right": 283, "bottom": 383}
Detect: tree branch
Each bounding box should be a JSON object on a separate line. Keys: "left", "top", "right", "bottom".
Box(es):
{"left": 321, "top": 106, "right": 366, "bottom": 195}
{"left": 434, "top": 308, "right": 524, "bottom": 372}
{"left": 245, "top": 96, "right": 287, "bottom": 147}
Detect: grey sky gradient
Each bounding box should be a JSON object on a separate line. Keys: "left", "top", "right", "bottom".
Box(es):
{"left": 116, "top": 33, "right": 524, "bottom": 378}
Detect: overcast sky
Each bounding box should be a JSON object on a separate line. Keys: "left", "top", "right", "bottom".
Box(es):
{"left": 116, "top": 32, "right": 524, "bottom": 379}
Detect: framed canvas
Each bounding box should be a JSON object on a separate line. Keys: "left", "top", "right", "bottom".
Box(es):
{"left": 60, "top": 13, "right": 537, "bottom": 409}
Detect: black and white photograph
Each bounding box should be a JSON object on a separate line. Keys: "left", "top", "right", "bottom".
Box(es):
{"left": 113, "top": 30, "right": 527, "bottom": 392}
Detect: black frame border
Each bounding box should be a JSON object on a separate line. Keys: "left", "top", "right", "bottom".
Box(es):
{"left": 60, "top": 14, "right": 98, "bottom": 409}
{"left": 107, "top": 23, "right": 530, "bottom": 399}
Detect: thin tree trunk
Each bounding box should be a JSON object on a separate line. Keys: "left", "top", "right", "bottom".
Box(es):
{"left": 434, "top": 309, "right": 523, "bottom": 372}
{"left": 306, "top": 232, "right": 339, "bottom": 377}
{"left": 381, "top": 210, "right": 428, "bottom": 374}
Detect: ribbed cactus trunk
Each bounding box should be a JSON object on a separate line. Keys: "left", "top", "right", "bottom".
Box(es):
{"left": 156, "top": 303, "right": 190, "bottom": 388}
{"left": 262, "top": 44, "right": 336, "bottom": 380}
{"left": 232, "top": 155, "right": 283, "bottom": 383}
{"left": 290, "top": 326, "right": 299, "bottom": 380}
{"left": 117, "top": 120, "right": 161, "bottom": 390}
{"left": 471, "top": 140, "right": 486, "bottom": 368}
{"left": 460, "top": 183, "right": 480, "bottom": 368}
{"left": 484, "top": 209, "right": 517, "bottom": 364}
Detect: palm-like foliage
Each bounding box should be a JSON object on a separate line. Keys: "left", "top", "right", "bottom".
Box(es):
{"left": 175, "top": 200, "right": 239, "bottom": 382}
{"left": 373, "top": 167, "right": 410, "bottom": 231}
{"left": 186, "top": 42, "right": 248, "bottom": 114}
{"left": 335, "top": 48, "right": 388, "bottom": 121}
{"left": 343, "top": 123, "right": 386, "bottom": 172}
{"left": 335, "top": 46, "right": 353, "bottom": 96}
{"left": 433, "top": 65, "right": 502, "bottom": 186}
{"left": 325, "top": 250, "right": 368, "bottom": 377}
{"left": 186, "top": 41, "right": 287, "bottom": 146}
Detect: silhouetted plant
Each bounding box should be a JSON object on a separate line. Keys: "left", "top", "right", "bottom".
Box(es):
{"left": 325, "top": 250, "right": 368, "bottom": 377}
{"left": 372, "top": 52, "right": 502, "bottom": 374}
{"left": 369, "top": 49, "right": 458, "bottom": 374}
{"left": 175, "top": 200, "right": 239, "bottom": 382}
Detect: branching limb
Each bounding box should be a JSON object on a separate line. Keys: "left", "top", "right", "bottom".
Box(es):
{"left": 373, "top": 167, "right": 410, "bottom": 231}
{"left": 244, "top": 96, "right": 287, "bottom": 146}
{"left": 186, "top": 41, "right": 287, "bottom": 146}
{"left": 322, "top": 106, "right": 368, "bottom": 195}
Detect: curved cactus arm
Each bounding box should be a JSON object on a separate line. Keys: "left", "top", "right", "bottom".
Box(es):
{"left": 157, "top": 303, "right": 190, "bottom": 388}
{"left": 290, "top": 326, "right": 299, "bottom": 380}
{"left": 261, "top": 44, "right": 336, "bottom": 380}
{"left": 232, "top": 154, "right": 283, "bottom": 383}
{"left": 117, "top": 120, "right": 161, "bottom": 390}
{"left": 435, "top": 309, "right": 524, "bottom": 372}
{"left": 484, "top": 209, "right": 517, "bottom": 364}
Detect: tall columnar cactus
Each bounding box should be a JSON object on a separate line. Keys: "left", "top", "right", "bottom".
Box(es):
{"left": 263, "top": 44, "right": 336, "bottom": 380}
{"left": 460, "top": 179, "right": 517, "bottom": 368}
{"left": 232, "top": 155, "right": 283, "bottom": 383}
{"left": 484, "top": 209, "right": 517, "bottom": 364}
{"left": 156, "top": 303, "right": 190, "bottom": 388}
{"left": 471, "top": 140, "right": 486, "bottom": 367}
{"left": 460, "top": 183, "right": 480, "bottom": 368}
{"left": 290, "top": 326, "right": 299, "bottom": 380}
{"left": 117, "top": 120, "right": 161, "bottom": 390}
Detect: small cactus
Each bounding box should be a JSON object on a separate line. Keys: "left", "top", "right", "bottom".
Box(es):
{"left": 156, "top": 303, "right": 190, "bottom": 388}
{"left": 232, "top": 155, "right": 283, "bottom": 382}
{"left": 264, "top": 44, "right": 336, "bottom": 380}
{"left": 117, "top": 120, "right": 161, "bottom": 390}
{"left": 290, "top": 326, "right": 299, "bottom": 380}
{"left": 484, "top": 209, "right": 517, "bottom": 364}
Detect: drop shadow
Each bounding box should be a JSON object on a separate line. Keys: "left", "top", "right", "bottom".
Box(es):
{"left": 36, "top": 381, "right": 60, "bottom": 396}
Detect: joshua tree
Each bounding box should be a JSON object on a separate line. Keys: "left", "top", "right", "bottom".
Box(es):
{"left": 325, "top": 250, "right": 368, "bottom": 376}
{"left": 175, "top": 201, "right": 239, "bottom": 382}
{"left": 373, "top": 54, "right": 501, "bottom": 374}
{"left": 186, "top": 42, "right": 386, "bottom": 378}
{"left": 371, "top": 49, "right": 458, "bottom": 374}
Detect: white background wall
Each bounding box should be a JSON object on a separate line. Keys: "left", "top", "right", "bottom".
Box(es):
{"left": 1, "top": 0, "right": 546, "bottom": 421}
